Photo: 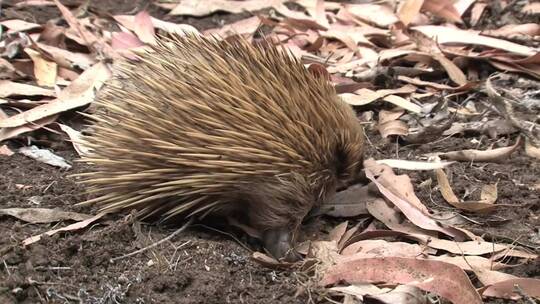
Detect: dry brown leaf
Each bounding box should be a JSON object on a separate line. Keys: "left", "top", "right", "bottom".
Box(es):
{"left": 324, "top": 184, "right": 370, "bottom": 217}
{"left": 0, "top": 81, "right": 55, "bottom": 98}
{"left": 432, "top": 52, "right": 468, "bottom": 86}
{"left": 204, "top": 16, "right": 261, "bottom": 36}
{"left": 57, "top": 123, "right": 91, "bottom": 156}
{"left": 170, "top": 0, "right": 284, "bottom": 16}
{"left": 340, "top": 85, "right": 416, "bottom": 106}
{"left": 365, "top": 160, "right": 467, "bottom": 240}
{"left": 345, "top": 3, "right": 399, "bottom": 28}
{"left": 133, "top": 11, "right": 157, "bottom": 45}
{"left": 480, "top": 278, "right": 540, "bottom": 300}
{"left": 454, "top": 0, "right": 476, "bottom": 16}
{"left": 23, "top": 212, "right": 106, "bottom": 246}
{"left": 422, "top": 0, "right": 463, "bottom": 23}
{"left": 525, "top": 138, "right": 540, "bottom": 160}
{"left": 1, "top": 19, "right": 41, "bottom": 33}
{"left": 36, "top": 42, "right": 96, "bottom": 70}
{"left": 0, "top": 114, "right": 58, "bottom": 141}
{"left": 329, "top": 221, "right": 349, "bottom": 243}
{"left": 435, "top": 169, "right": 498, "bottom": 213}
{"left": 474, "top": 269, "right": 518, "bottom": 286}
{"left": 383, "top": 94, "right": 421, "bottom": 113}
{"left": 0, "top": 144, "right": 14, "bottom": 156}
{"left": 398, "top": 0, "right": 424, "bottom": 26}
{"left": 340, "top": 240, "right": 427, "bottom": 258}
{"left": 376, "top": 159, "right": 454, "bottom": 170}
{"left": 378, "top": 109, "right": 409, "bottom": 138}
{"left": 330, "top": 284, "right": 389, "bottom": 299}
{"left": 114, "top": 15, "right": 199, "bottom": 36}
{"left": 425, "top": 238, "right": 510, "bottom": 255}
{"left": 470, "top": 2, "right": 487, "bottom": 26}
{"left": 480, "top": 183, "right": 498, "bottom": 204}
{"left": 366, "top": 285, "right": 427, "bottom": 304}
{"left": 436, "top": 137, "right": 521, "bottom": 162}
{"left": 52, "top": 0, "right": 114, "bottom": 57}
{"left": 522, "top": 2, "right": 540, "bottom": 14}
{"left": 413, "top": 25, "right": 536, "bottom": 57}
{"left": 320, "top": 257, "right": 483, "bottom": 304}
{"left": 482, "top": 23, "right": 540, "bottom": 40}
{"left": 397, "top": 75, "right": 475, "bottom": 91}
{"left": 24, "top": 48, "right": 57, "bottom": 87}
{"left": 0, "top": 208, "right": 91, "bottom": 224}
{"left": 428, "top": 255, "right": 508, "bottom": 271}
{"left": 15, "top": 0, "right": 56, "bottom": 7}
{"left": 0, "top": 62, "right": 111, "bottom": 128}
{"left": 366, "top": 198, "right": 437, "bottom": 237}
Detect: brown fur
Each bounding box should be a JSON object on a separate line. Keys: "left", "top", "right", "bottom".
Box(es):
{"left": 77, "top": 33, "right": 364, "bottom": 246}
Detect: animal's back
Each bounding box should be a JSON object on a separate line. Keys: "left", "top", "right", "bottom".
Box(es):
{"left": 78, "top": 33, "right": 364, "bottom": 259}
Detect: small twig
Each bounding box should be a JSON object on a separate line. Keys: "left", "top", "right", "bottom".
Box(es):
{"left": 110, "top": 218, "right": 194, "bottom": 263}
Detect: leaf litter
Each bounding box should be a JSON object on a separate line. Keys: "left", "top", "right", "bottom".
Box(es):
{"left": 1, "top": 0, "right": 539, "bottom": 303}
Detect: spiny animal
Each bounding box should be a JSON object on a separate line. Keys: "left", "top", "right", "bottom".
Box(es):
{"left": 76, "top": 33, "right": 364, "bottom": 261}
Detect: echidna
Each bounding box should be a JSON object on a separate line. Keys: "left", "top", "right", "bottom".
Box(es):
{"left": 77, "top": 33, "right": 364, "bottom": 261}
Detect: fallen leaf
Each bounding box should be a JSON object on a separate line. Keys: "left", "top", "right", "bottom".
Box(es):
{"left": 522, "top": 2, "right": 540, "bottom": 14}
{"left": 422, "top": 0, "right": 463, "bottom": 23}
{"left": 23, "top": 212, "right": 106, "bottom": 246}
{"left": 0, "top": 80, "right": 55, "bottom": 98}
{"left": 425, "top": 238, "right": 509, "bottom": 255}
{"left": 329, "top": 221, "right": 349, "bottom": 243}
{"left": 365, "top": 160, "right": 467, "bottom": 240}
{"left": 480, "top": 183, "right": 498, "bottom": 204}
{"left": 340, "top": 240, "right": 427, "bottom": 258}
{"left": 0, "top": 62, "right": 111, "bottom": 128}
{"left": 398, "top": 0, "right": 424, "bottom": 26}
{"left": 1, "top": 19, "right": 41, "bottom": 33}
{"left": 376, "top": 159, "right": 454, "bottom": 170}
{"left": 15, "top": 0, "right": 56, "bottom": 7}
{"left": 0, "top": 145, "right": 14, "bottom": 156}
{"left": 111, "top": 32, "right": 145, "bottom": 50}
{"left": 435, "top": 169, "right": 498, "bottom": 213}
{"left": 170, "top": 0, "right": 284, "bottom": 16}
{"left": 413, "top": 25, "right": 536, "bottom": 57}
{"left": 204, "top": 16, "right": 261, "bottom": 36}
{"left": 474, "top": 269, "right": 518, "bottom": 286}
{"left": 435, "top": 137, "right": 521, "bottom": 162}
{"left": 0, "top": 114, "right": 58, "bottom": 141}
{"left": 320, "top": 257, "right": 483, "bottom": 304}
{"left": 428, "top": 255, "right": 508, "bottom": 271}
{"left": 482, "top": 23, "right": 540, "bottom": 40}
{"left": 383, "top": 94, "right": 421, "bottom": 113}
{"left": 481, "top": 278, "right": 540, "bottom": 300}
{"left": 323, "top": 184, "right": 370, "bottom": 217}
{"left": 398, "top": 75, "right": 476, "bottom": 91}
{"left": 52, "top": 0, "right": 114, "bottom": 57}
{"left": 0, "top": 208, "right": 91, "bottom": 223}
{"left": 345, "top": 3, "right": 399, "bottom": 28}
{"left": 56, "top": 123, "right": 91, "bottom": 156}
{"left": 19, "top": 145, "right": 71, "bottom": 169}
{"left": 365, "top": 285, "right": 427, "bottom": 304}
{"left": 378, "top": 119, "right": 409, "bottom": 138}
{"left": 330, "top": 284, "right": 389, "bottom": 299}
{"left": 133, "top": 11, "right": 157, "bottom": 45}
{"left": 36, "top": 42, "right": 96, "bottom": 70}
{"left": 525, "top": 139, "right": 540, "bottom": 160}
{"left": 24, "top": 48, "right": 57, "bottom": 87}
{"left": 340, "top": 85, "right": 416, "bottom": 106}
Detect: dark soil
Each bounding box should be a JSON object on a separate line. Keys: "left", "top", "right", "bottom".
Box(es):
{"left": 1, "top": 1, "right": 539, "bottom": 304}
